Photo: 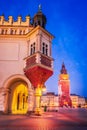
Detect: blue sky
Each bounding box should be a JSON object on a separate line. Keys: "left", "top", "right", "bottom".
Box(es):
{"left": 0, "top": 0, "right": 87, "bottom": 97}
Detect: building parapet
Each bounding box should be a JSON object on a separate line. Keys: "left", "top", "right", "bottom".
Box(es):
{"left": 0, "top": 15, "right": 31, "bottom": 26}
{"left": 0, "top": 15, "right": 34, "bottom": 35}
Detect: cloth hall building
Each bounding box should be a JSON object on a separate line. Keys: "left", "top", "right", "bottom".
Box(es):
{"left": 0, "top": 6, "right": 54, "bottom": 114}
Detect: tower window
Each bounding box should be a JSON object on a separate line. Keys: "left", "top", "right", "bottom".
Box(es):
{"left": 42, "top": 42, "right": 48, "bottom": 56}
{"left": 31, "top": 45, "right": 33, "bottom": 55}
{"left": 42, "top": 43, "right": 45, "bottom": 54}
{"left": 38, "top": 20, "right": 40, "bottom": 25}
{"left": 46, "top": 44, "right": 48, "bottom": 56}
{"left": 42, "top": 22, "right": 45, "bottom": 28}
{"left": 30, "top": 42, "right": 36, "bottom": 55}
{"left": 35, "top": 22, "right": 37, "bottom": 27}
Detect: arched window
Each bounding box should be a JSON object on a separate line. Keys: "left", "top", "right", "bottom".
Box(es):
{"left": 5, "top": 30, "right": 7, "bottom": 34}
{"left": 35, "top": 22, "right": 37, "bottom": 27}
{"left": 38, "top": 20, "right": 41, "bottom": 26}
{"left": 42, "top": 42, "right": 48, "bottom": 56}
{"left": 23, "top": 30, "right": 25, "bottom": 34}
{"left": 33, "top": 42, "right": 35, "bottom": 53}
{"left": 30, "top": 42, "right": 36, "bottom": 55}
{"left": 20, "top": 30, "right": 22, "bottom": 35}
{"left": 14, "top": 30, "right": 16, "bottom": 34}
{"left": 2, "top": 29, "right": 4, "bottom": 34}
{"left": 46, "top": 44, "right": 48, "bottom": 56}
{"left": 11, "top": 30, "right": 13, "bottom": 35}
{"left": 42, "top": 42, "right": 45, "bottom": 54}
{"left": 30, "top": 45, "right": 33, "bottom": 55}
{"left": 42, "top": 22, "right": 45, "bottom": 28}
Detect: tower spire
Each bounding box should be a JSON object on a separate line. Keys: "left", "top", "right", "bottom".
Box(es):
{"left": 33, "top": 5, "right": 47, "bottom": 28}
{"left": 60, "top": 62, "right": 67, "bottom": 74}
{"left": 38, "top": 4, "right": 42, "bottom": 12}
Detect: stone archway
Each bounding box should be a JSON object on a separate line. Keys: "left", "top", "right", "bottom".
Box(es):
{"left": 11, "top": 81, "right": 28, "bottom": 114}
{"left": 3, "top": 74, "right": 34, "bottom": 114}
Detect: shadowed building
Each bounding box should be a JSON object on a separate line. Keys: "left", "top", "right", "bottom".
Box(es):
{"left": 58, "top": 63, "right": 72, "bottom": 107}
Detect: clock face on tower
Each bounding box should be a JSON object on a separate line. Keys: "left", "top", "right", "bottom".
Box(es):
{"left": 59, "top": 74, "right": 69, "bottom": 80}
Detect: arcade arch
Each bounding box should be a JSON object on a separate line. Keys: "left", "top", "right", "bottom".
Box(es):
{"left": 3, "top": 74, "right": 34, "bottom": 114}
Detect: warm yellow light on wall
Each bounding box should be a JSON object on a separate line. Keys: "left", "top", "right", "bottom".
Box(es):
{"left": 12, "top": 83, "right": 28, "bottom": 114}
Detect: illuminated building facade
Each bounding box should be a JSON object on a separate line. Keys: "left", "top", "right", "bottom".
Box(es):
{"left": 58, "top": 63, "right": 72, "bottom": 107}
{"left": 70, "top": 94, "right": 86, "bottom": 108}
{"left": 41, "top": 93, "right": 86, "bottom": 109}
{"left": 0, "top": 5, "right": 54, "bottom": 114}
{"left": 41, "top": 92, "right": 59, "bottom": 111}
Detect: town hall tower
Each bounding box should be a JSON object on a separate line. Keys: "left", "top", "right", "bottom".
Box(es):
{"left": 58, "top": 63, "right": 72, "bottom": 107}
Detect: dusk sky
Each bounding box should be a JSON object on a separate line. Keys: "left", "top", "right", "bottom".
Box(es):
{"left": 0, "top": 0, "right": 87, "bottom": 97}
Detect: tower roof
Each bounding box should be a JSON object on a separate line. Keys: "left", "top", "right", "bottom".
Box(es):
{"left": 33, "top": 5, "right": 47, "bottom": 28}
{"left": 60, "top": 62, "right": 67, "bottom": 74}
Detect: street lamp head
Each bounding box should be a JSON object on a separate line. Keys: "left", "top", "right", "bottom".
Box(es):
{"left": 42, "top": 85, "right": 46, "bottom": 92}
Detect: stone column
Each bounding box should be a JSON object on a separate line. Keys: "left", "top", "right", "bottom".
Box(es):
{"left": 34, "top": 86, "right": 42, "bottom": 115}
{"left": 4, "top": 88, "right": 10, "bottom": 114}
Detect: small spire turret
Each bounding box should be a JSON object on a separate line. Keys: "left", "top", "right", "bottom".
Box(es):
{"left": 38, "top": 4, "right": 42, "bottom": 12}
{"left": 33, "top": 5, "right": 47, "bottom": 28}
{"left": 60, "top": 62, "right": 67, "bottom": 74}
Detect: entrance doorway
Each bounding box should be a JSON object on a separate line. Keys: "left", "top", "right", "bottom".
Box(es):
{"left": 11, "top": 82, "right": 28, "bottom": 114}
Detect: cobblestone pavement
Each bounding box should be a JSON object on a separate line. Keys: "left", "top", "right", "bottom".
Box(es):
{"left": 0, "top": 108, "right": 87, "bottom": 130}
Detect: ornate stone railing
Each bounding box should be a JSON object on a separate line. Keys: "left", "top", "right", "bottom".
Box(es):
{"left": 24, "top": 52, "right": 53, "bottom": 71}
